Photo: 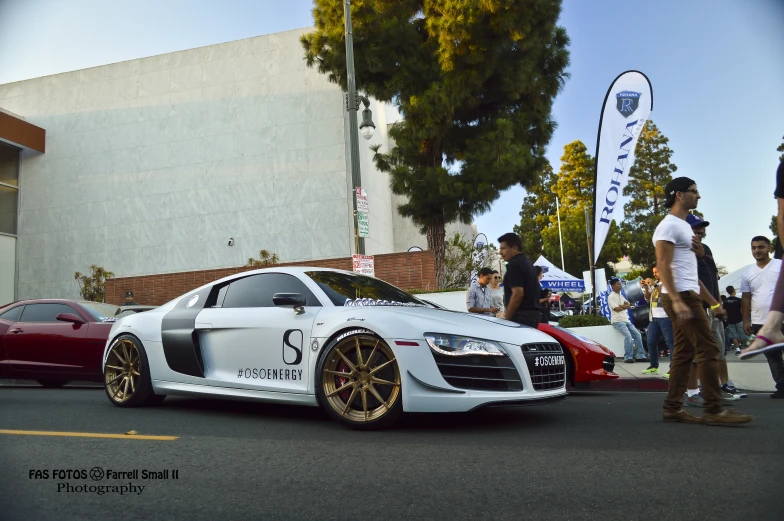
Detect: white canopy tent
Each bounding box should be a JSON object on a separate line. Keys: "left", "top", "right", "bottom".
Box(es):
{"left": 533, "top": 256, "right": 586, "bottom": 293}
{"left": 719, "top": 266, "right": 747, "bottom": 297}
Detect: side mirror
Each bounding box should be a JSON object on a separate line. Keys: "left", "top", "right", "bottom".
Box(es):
{"left": 272, "top": 293, "right": 307, "bottom": 315}
{"left": 56, "top": 313, "right": 86, "bottom": 325}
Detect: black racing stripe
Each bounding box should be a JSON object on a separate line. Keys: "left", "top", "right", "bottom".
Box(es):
{"left": 160, "top": 287, "right": 213, "bottom": 378}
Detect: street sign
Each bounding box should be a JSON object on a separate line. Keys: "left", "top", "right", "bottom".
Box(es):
{"left": 352, "top": 254, "right": 375, "bottom": 277}
{"left": 355, "top": 187, "right": 369, "bottom": 238}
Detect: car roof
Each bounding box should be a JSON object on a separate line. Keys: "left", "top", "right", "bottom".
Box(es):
{"left": 206, "top": 266, "right": 365, "bottom": 287}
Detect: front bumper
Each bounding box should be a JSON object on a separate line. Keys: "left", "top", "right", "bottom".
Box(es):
{"left": 391, "top": 339, "right": 567, "bottom": 413}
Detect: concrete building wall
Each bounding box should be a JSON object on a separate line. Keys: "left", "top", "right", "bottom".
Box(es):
{"left": 0, "top": 28, "right": 399, "bottom": 300}
{"left": 0, "top": 28, "right": 473, "bottom": 301}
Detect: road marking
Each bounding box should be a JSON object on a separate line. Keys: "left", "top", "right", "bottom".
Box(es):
{"left": 0, "top": 429, "right": 178, "bottom": 440}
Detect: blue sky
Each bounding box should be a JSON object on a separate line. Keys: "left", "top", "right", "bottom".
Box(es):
{"left": 1, "top": 0, "right": 782, "bottom": 273}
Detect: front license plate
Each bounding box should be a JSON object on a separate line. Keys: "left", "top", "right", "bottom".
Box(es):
{"left": 533, "top": 355, "right": 565, "bottom": 367}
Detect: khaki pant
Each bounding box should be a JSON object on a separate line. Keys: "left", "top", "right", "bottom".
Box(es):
{"left": 661, "top": 291, "right": 722, "bottom": 414}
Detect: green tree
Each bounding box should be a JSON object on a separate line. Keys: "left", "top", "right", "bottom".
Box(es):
{"left": 778, "top": 135, "right": 784, "bottom": 162}
{"left": 74, "top": 265, "right": 114, "bottom": 303}
{"left": 442, "top": 233, "right": 497, "bottom": 289}
{"left": 554, "top": 140, "right": 594, "bottom": 207}
{"left": 247, "top": 249, "right": 280, "bottom": 267}
{"left": 302, "top": 0, "right": 570, "bottom": 287}
{"left": 619, "top": 120, "right": 678, "bottom": 269}
{"left": 513, "top": 163, "right": 556, "bottom": 258}
{"left": 516, "top": 140, "right": 622, "bottom": 279}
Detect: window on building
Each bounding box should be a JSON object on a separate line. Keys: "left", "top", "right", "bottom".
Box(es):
{"left": 0, "top": 143, "right": 19, "bottom": 235}
{"left": 221, "top": 274, "right": 320, "bottom": 308}
{"left": 0, "top": 143, "right": 18, "bottom": 187}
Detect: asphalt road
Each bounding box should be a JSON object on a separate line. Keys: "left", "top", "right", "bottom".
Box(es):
{"left": 1, "top": 384, "right": 782, "bottom": 521}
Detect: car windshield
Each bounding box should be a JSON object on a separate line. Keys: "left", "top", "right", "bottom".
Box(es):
{"left": 79, "top": 302, "right": 122, "bottom": 321}
{"left": 305, "top": 271, "right": 427, "bottom": 307}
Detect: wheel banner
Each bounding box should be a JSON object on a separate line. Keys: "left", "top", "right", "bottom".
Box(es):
{"left": 592, "top": 71, "right": 653, "bottom": 263}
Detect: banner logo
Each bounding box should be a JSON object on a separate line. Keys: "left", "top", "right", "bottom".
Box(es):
{"left": 615, "top": 91, "right": 641, "bottom": 117}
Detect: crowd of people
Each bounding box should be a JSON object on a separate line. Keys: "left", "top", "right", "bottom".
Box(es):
{"left": 462, "top": 160, "right": 784, "bottom": 427}
{"left": 465, "top": 235, "right": 556, "bottom": 327}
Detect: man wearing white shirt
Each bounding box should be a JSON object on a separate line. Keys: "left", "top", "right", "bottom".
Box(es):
{"left": 741, "top": 235, "right": 784, "bottom": 398}
{"left": 608, "top": 278, "right": 646, "bottom": 362}
{"left": 642, "top": 263, "right": 674, "bottom": 375}
{"left": 653, "top": 176, "right": 751, "bottom": 425}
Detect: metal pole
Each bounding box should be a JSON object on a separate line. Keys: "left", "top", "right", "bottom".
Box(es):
{"left": 344, "top": 0, "right": 364, "bottom": 254}
{"left": 556, "top": 196, "right": 565, "bottom": 272}
{"left": 586, "top": 206, "right": 596, "bottom": 314}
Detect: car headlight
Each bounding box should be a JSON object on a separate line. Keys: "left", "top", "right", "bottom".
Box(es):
{"left": 424, "top": 333, "right": 507, "bottom": 356}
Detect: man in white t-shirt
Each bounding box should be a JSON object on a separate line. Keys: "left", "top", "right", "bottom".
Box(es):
{"left": 641, "top": 263, "right": 674, "bottom": 375}
{"left": 741, "top": 235, "right": 784, "bottom": 396}
{"left": 652, "top": 176, "right": 752, "bottom": 426}
{"left": 608, "top": 278, "right": 646, "bottom": 362}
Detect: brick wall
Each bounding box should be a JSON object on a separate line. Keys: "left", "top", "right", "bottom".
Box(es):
{"left": 104, "top": 251, "right": 436, "bottom": 306}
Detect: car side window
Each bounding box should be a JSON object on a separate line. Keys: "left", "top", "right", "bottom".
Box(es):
{"left": 19, "top": 304, "right": 79, "bottom": 323}
{"left": 0, "top": 305, "right": 24, "bottom": 322}
{"left": 221, "top": 274, "right": 320, "bottom": 308}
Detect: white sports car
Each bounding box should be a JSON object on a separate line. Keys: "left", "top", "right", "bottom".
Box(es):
{"left": 102, "top": 267, "right": 566, "bottom": 429}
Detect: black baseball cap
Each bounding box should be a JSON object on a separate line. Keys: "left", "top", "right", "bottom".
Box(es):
{"left": 125, "top": 291, "right": 134, "bottom": 297}
{"left": 664, "top": 177, "right": 696, "bottom": 208}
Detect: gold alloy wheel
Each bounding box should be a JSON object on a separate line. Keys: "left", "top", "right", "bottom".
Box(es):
{"left": 104, "top": 338, "right": 141, "bottom": 403}
{"left": 322, "top": 335, "right": 401, "bottom": 423}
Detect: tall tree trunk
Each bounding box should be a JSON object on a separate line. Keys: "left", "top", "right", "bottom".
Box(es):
{"left": 426, "top": 214, "right": 447, "bottom": 289}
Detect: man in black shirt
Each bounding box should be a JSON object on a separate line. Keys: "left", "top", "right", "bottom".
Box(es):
{"left": 688, "top": 214, "right": 742, "bottom": 398}
{"left": 498, "top": 233, "right": 541, "bottom": 327}
{"left": 724, "top": 286, "right": 747, "bottom": 354}
{"left": 535, "top": 265, "right": 552, "bottom": 323}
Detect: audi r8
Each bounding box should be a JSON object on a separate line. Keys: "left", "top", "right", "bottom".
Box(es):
{"left": 101, "top": 268, "right": 567, "bottom": 429}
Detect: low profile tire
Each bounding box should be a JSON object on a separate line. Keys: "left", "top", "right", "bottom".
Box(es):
{"left": 37, "top": 380, "right": 68, "bottom": 388}
{"left": 104, "top": 334, "right": 165, "bottom": 407}
{"left": 315, "top": 330, "right": 403, "bottom": 430}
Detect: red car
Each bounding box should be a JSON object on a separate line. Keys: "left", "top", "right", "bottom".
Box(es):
{"left": 0, "top": 299, "right": 123, "bottom": 387}
{"left": 537, "top": 323, "right": 618, "bottom": 388}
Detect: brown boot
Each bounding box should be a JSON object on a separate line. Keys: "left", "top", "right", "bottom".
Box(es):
{"left": 703, "top": 408, "right": 754, "bottom": 426}
{"left": 662, "top": 409, "right": 703, "bottom": 423}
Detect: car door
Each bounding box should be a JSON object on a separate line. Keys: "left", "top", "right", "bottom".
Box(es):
{"left": 196, "top": 273, "right": 322, "bottom": 394}
{"left": 0, "top": 305, "right": 26, "bottom": 378}
{"left": 3, "top": 303, "right": 89, "bottom": 376}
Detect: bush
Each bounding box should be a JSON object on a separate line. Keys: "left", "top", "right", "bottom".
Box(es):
{"left": 74, "top": 265, "right": 114, "bottom": 303}
{"left": 558, "top": 314, "right": 611, "bottom": 328}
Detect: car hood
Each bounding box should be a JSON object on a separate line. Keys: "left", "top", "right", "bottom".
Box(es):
{"left": 327, "top": 306, "right": 557, "bottom": 346}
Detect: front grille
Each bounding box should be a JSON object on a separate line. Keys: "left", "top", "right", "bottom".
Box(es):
{"left": 521, "top": 343, "right": 566, "bottom": 391}
{"left": 521, "top": 343, "right": 562, "bottom": 353}
{"left": 432, "top": 353, "right": 523, "bottom": 391}
{"left": 602, "top": 355, "right": 615, "bottom": 373}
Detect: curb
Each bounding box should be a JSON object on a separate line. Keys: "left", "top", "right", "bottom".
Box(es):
{"left": 569, "top": 377, "right": 670, "bottom": 392}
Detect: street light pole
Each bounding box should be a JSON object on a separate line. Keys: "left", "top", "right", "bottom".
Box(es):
{"left": 344, "top": 0, "right": 365, "bottom": 255}
{"left": 556, "top": 196, "right": 565, "bottom": 272}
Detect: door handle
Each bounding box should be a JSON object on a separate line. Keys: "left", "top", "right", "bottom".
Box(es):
{"left": 9, "top": 328, "right": 23, "bottom": 334}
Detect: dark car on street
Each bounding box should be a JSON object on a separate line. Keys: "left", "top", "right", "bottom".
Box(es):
{"left": 0, "top": 299, "right": 128, "bottom": 387}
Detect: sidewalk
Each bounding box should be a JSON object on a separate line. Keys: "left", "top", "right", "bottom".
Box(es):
{"left": 572, "top": 357, "right": 777, "bottom": 393}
